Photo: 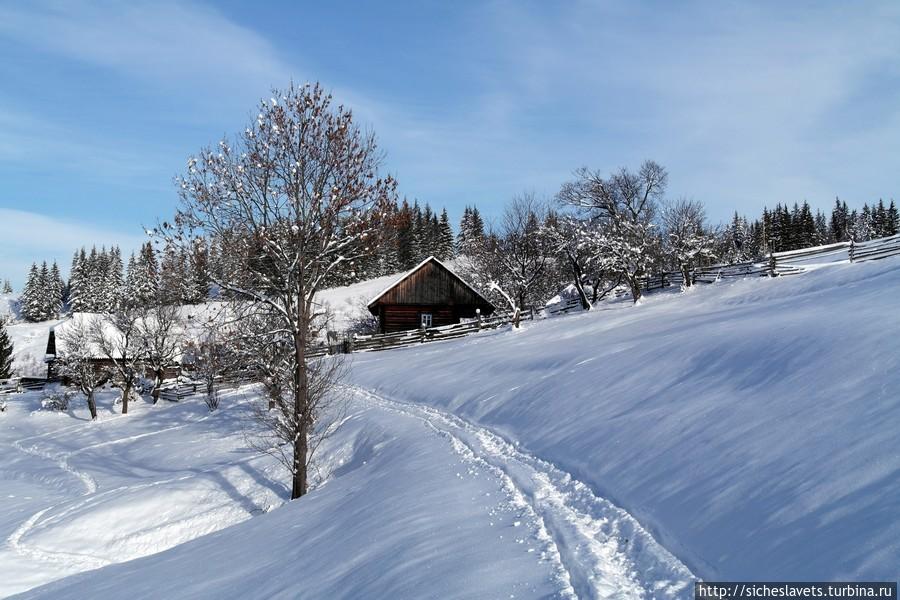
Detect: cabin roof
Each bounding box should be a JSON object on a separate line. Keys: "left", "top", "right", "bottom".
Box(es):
{"left": 366, "top": 256, "right": 494, "bottom": 312}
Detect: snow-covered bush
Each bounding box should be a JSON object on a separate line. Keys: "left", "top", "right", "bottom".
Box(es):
{"left": 0, "top": 399, "right": 7, "bottom": 412}
{"left": 40, "top": 389, "right": 76, "bottom": 412}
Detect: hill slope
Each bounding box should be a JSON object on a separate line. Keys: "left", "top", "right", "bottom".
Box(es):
{"left": 7, "top": 257, "right": 898, "bottom": 598}
{"left": 346, "top": 257, "right": 900, "bottom": 580}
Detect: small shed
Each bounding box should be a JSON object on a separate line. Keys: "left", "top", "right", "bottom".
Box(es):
{"left": 367, "top": 257, "right": 495, "bottom": 334}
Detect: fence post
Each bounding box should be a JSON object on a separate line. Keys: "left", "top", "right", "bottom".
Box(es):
{"left": 661, "top": 272, "right": 668, "bottom": 288}
{"left": 849, "top": 239, "right": 855, "bottom": 263}
{"left": 477, "top": 308, "right": 483, "bottom": 329}
{"left": 768, "top": 252, "right": 777, "bottom": 277}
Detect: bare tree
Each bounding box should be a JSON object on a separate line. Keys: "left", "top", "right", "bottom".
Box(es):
{"left": 248, "top": 353, "right": 348, "bottom": 486}
{"left": 558, "top": 161, "right": 667, "bottom": 302}
{"left": 662, "top": 198, "right": 718, "bottom": 287}
{"left": 91, "top": 305, "right": 144, "bottom": 414}
{"left": 56, "top": 319, "right": 108, "bottom": 420}
{"left": 470, "top": 194, "right": 556, "bottom": 327}
{"left": 187, "top": 309, "right": 233, "bottom": 411}
{"left": 138, "top": 302, "right": 183, "bottom": 403}
{"left": 169, "top": 82, "right": 396, "bottom": 499}
{"left": 546, "top": 216, "right": 623, "bottom": 309}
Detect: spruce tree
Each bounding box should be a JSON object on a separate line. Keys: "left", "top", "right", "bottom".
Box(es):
{"left": 887, "top": 200, "right": 899, "bottom": 236}
{"left": 68, "top": 248, "right": 87, "bottom": 312}
{"left": 2, "top": 280, "right": 11, "bottom": 294}
{"left": 21, "top": 263, "right": 40, "bottom": 322}
{"left": 135, "top": 242, "right": 160, "bottom": 306}
{"left": 48, "top": 261, "right": 64, "bottom": 318}
{"left": 0, "top": 317, "right": 13, "bottom": 378}
{"left": 457, "top": 206, "right": 472, "bottom": 252}
{"left": 437, "top": 208, "right": 455, "bottom": 260}
{"left": 104, "top": 246, "right": 124, "bottom": 311}
{"left": 874, "top": 199, "right": 887, "bottom": 238}
{"left": 159, "top": 242, "right": 183, "bottom": 304}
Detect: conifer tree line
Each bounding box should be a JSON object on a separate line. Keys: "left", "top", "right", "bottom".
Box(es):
{"left": 18, "top": 241, "right": 212, "bottom": 322}
{"left": 722, "top": 198, "right": 899, "bottom": 261}
{"left": 453, "top": 161, "right": 900, "bottom": 315}
{"left": 318, "top": 198, "right": 457, "bottom": 287}
{"left": 20, "top": 261, "right": 66, "bottom": 321}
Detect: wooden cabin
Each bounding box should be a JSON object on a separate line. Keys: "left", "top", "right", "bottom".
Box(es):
{"left": 367, "top": 257, "right": 495, "bottom": 334}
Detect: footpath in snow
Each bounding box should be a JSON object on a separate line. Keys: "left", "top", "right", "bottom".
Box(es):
{"left": 7, "top": 387, "right": 593, "bottom": 599}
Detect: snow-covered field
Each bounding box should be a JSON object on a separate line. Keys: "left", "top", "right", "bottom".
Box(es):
{"left": 2, "top": 256, "right": 898, "bottom": 598}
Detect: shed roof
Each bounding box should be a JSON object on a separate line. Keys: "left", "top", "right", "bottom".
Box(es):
{"left": 367, "top": 256, "right": 494, "bottom": 313}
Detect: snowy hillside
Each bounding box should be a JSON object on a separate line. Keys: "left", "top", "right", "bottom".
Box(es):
{"left": 3, "top": 257, "right": 898, "bottom": 599}
{"left": 344, "top": 257, "right": 900, "bottom": 581}
{"left": 6, "top": 320, "right": 62, "bottom": 377}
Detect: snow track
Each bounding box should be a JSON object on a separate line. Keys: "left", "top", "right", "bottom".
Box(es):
{"left": 3, "top": 392, "right": 278, "bottom": 588}
{"left": 353, "top": 386, "right": 695, "bottom": 600}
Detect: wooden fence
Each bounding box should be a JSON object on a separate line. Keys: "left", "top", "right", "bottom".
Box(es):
{"left": 770, "top": 233, "right": 900, "bottom": 275}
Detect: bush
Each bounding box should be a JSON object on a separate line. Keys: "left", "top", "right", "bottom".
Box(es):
{"left": 41, "top": 389, "right": 76, "bottom": 412}
{"left": 0, "top": 400, "right": 7, "bottom": 412}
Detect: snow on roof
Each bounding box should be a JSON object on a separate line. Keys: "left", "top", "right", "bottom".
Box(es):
{"left": 366, "top": 256, "right": 492, "bottom": 309}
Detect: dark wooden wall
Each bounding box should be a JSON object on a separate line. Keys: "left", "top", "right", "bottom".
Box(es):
{"left": 371, "top": 259, "right": 495, "bottom": 333}
{"left": 374, "top": 260, "right": 492, "bottom": 308}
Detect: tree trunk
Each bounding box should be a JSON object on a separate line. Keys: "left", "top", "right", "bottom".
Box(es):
{"left": 568, "top": 252, "right": 590, "bottom": 310}
{"left": 628, "top": 276, "right": 643, "bottom": 303}
{"left": 291, "top": 329, "right": 309, "bottom": 500}
{"left": 151, "top": 370, "right": 163, "bottom": 404}
{"left": 121, "top": 378, "right": 132, "bottom": 414}
{"left": 682, "top": 266, "right": 692, "bottom": 288}
{"left": 86, "top": 391, "right": 98, "bottom": 420}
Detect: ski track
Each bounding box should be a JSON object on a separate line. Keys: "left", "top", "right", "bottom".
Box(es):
{"left": 353, "top": 386, "right": 696, "bottom": 600}
{"left": 4, "top": 392, "right": 264, "bottom": 576}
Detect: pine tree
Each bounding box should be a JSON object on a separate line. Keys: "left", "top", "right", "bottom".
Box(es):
{"left": 159, "top": 242, "right": 184, "bottom": 304}
{"left": 68, "top": 248, "right": 88, "bottom": 312}
{"left": 887, "top": 200, "right": 899, "bottom": 236}
{"left": 47, "top": 262, "right": 64, "bottom": 318}
{"left": 2, "top": 280, "right": 12, "bottom": 294}
{"left": 873, "top": 199, "right": 887, "bottom": 238}
{"left": 135, "top": 242, "right": 160, "bottom": 307}
{"left": 103, "top": 246, "right": 124, "bottom": 311}
{"left": 437, "top": 208, "right": 455, "bottom": 260}
{"left": 0, "top": 317, "right": 13, "bottom": 378}
{"left": 21, "top": 263, "right": 41, "bottom": 322}
{"left": 457, "top": 206, "right": 472, "bottom": 252}
{"left": 124, "top": 252, "right": 140, "bottom": 306}
{"left": 830, "top": 198, "right": 849, "bottom": 242}
{"left": 814, "top": 210, "right": 828, "bottom": 245}
{"left": 798, "top": 202, "right": 816, "bottom": 248}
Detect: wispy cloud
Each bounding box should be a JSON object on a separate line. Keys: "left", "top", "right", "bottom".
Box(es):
{"left": 0, "top": 209, "right": 147, "bottom": 285}
{"left": 0, "top": 1, "right": 294, "bottom": 103}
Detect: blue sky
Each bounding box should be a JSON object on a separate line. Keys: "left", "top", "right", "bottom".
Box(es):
{"left": 2, "top": 1, "right": 900, "bottom": 287}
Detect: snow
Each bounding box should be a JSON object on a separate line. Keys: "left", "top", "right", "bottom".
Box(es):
{"left": 344, "top": 256, "right": 900, "bottom": 581}
{"left": 315, "top": 272, "right": 403, "bottom": 332}
{"left": 0, "top": 294, "right": 19, "bottom": 321}
{"left": 2, "top": 385, "right": 574, "bottom": 599}
{"left": 1, "top": 256, "right": 897, "bottom": 598}
{"left": 6, "top": 320, "right": 62, "bottom": 377}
